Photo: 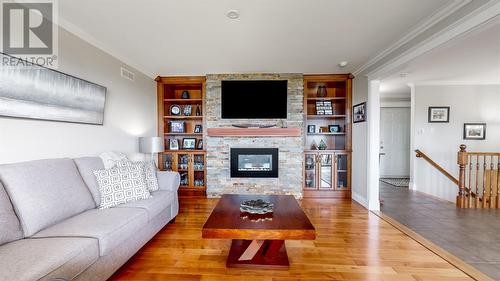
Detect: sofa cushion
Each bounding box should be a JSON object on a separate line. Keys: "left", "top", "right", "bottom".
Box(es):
{"left": 0, "top": 158, "right": 95, "bottom": 237}
{"left": 117, "top": 190, "right": 175, "bottom": 220}
{"left": 33, "top": 208, "right": 148, "bottom": 256}
{"left": 0, "top": 237, "right": 98, "bottom": 281}
{"left": 99, "top": 151, "right": 128, "bottom": 169}
{"left": 0, "top": 181, "right": 23, "bottom": 245}
{"left": 74, "top": 157, "right": 105, "bottom": 206}
{"left": 116, "top": 160, "right": 160, "bottom": 192}
{"left": 93, "top": 164, "right": 151, "bottom": 209}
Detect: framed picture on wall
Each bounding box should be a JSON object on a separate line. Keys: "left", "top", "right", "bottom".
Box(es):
{"left": 353, "top": 102, "right": 366, "bottom": 123}
{"left": 428, "top": 106, "right": 450, "bottom": 123}
{"left": 464, "top": 123, "right": 486, "bottom": 140}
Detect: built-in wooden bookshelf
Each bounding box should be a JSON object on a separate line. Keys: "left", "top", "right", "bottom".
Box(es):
{"left": 303, "top": 74, "right": 353, "bottom": 198}
{"left": 155, "top": 76, "right": 206, "bottom": 196}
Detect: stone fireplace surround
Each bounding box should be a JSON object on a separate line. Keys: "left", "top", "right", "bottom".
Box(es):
{"left": 205, "top": 73, "right": 304, "bottom": 198}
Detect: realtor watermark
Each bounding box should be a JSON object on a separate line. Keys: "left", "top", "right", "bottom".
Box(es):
{"left": 1, "top": 0, "right": 58, "bottom": 68}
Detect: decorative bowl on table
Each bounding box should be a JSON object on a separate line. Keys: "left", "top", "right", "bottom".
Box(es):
{"left": 240, "top": 199, "right": 274, "bottom": 214}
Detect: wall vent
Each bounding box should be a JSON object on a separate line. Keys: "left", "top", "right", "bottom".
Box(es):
{"left": 120, "top": 67, "right": 135, "bottom": 81}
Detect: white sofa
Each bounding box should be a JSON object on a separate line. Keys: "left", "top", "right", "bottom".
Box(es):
{"left": 0, "top": 157, "right": 180, "bottom": 281}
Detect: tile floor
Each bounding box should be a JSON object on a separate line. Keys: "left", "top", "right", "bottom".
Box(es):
{"left": 380, "top": 181, "right": 500, "bottom": 280}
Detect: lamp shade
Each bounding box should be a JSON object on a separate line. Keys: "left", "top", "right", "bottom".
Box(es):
{"left": 139, "top": 137, "right": 164, "bottom": 154}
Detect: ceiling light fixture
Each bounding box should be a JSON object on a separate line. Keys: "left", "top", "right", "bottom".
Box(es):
{"left": 338, "top": 61, "right": 348, "bottom": 67}
{"left": 226, "top": 10, "right": 240, "bottom": 19}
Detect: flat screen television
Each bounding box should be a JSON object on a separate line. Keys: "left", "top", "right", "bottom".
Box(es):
{"left": 221, "top": 80, "right": 287, "bottom": 119}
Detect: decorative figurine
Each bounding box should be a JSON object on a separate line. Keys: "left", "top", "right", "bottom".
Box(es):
{"left": 318, "top": 139, "right": 328, "bottom": 150}
{"left": 181, "top": 90, "right": 190, "bottom": 99}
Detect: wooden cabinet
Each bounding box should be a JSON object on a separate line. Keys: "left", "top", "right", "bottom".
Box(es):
{"left": 303, "top": 74, "right": 352, "bottom": 198}
{"left": 156, "top": 76, "right": 206, "bottom": 196}
{"left": 162, "top": 152, "right": 206, "bottom": 193}
{"left": 304, "top": 152, "right": 350, "bottom": 196}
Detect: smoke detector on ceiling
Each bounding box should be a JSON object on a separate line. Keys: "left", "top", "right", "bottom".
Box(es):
{"left": 338, "top": 61, "right": 348, "bottom": 67}
{"left": 226, "top": 10, "right": 240, "bottom": 19}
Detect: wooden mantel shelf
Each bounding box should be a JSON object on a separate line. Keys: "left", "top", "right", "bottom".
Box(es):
{"left": 207, "top": 127, "right": 301, "bottom": 137}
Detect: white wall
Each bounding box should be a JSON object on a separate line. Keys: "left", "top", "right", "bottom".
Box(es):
{"left": 0, "top": 27, "right": 157, "bottom": 164}
{"left": 351, "top": 76, "right": 369, "bottom": 207}
{"left": 413, "top": 84, "right": 500, "bottom": 201}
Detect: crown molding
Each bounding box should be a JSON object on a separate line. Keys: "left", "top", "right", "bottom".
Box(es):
{"left": 366, "top": 0, "right": 500, "bottom": 80}
{"left": 353, "top": 0, "right": 472, "bottom": 76}
{"left": 415, "top": 80, "right": 500, "bottom": 86}
{"left": 58, "top": 17, "right": 156, "bottom": 78}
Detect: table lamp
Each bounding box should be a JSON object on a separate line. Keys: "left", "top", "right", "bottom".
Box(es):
{"left": 139, "top": 137, "right": 164, "bottom": 165}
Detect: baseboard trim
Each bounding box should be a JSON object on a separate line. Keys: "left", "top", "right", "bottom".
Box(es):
{"left": 372, "top": 210, "right": 493, "bottom": 281}
{"left": 351, "top": 191, "right": 368, "bottom": 209}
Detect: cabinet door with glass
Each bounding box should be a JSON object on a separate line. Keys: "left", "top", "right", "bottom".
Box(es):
{"left": 176, "top": 153, "right": 190, "bottom": 187}
{"left": 191, "top": 153, "right": 206, "bottom": 188}
{"left": 335, "top": 153, "right": 349, "bottom": 190}
{"left": 304, "top": 154, "right": 318, "bottom": 189}
{"left": 318, "top": 153, "right": 334, "bottom": 190}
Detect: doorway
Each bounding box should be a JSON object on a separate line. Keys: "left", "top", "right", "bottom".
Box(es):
{"left": 379, "top": 107, "right": 411, "bottom": 182}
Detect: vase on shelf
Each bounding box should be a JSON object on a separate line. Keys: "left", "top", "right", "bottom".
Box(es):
{"left": 316, "top": 85, "right": 327, "bottom": 97}
{"left": 181, "top": 90, "right": 190, "bottom": 99}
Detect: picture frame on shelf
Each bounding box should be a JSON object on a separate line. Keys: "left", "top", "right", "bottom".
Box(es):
{"left": 353, "top": 102, "right": 366, "bottom": 123}
{"left": 169, "top": 139, "right": 179, "bottom": 150}
{"left": 169, "top": 121, "right": 185, "bottom": 133}
{"left": 183, "top": 105, "right": 192, "bottom": 116}
{"left": 428, "top": 106, "right": 450, "bottom": 123}
{"left": 323, "top": 101, "right": 333, "bottom": 115}
{"left": 197, "top": 139, "right": 204, "bottom": 150}
{"left": 307, "top": 125, "right": 316, "bottom": 133}
{"left": 319, "top": 126, "right": 328, "bottom": 133}
{"left": 182, "top": 138, "right": 197, "bottom": 150}
{"left": 315, "top": 100, "right": 333, "bottom": 115}
{"left": 194, "top": 124, "right": 202, "bottom": 133}
{"left": 328, "top": 125, "right": 341, "bottom": 132}
{"left": 464, "top": 123, "right": 486, "bottom": 140}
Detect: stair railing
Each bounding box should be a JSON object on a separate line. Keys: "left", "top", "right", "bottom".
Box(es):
{"left": 415, "top": 145, "right": 500, "bottom": 208}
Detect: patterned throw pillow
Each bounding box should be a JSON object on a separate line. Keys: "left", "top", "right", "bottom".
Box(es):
{"left": 116, "top": 160, "right": 159, "bottom": 192}
{"left": 93, "top": 164, "right": 151, "bottom": 209}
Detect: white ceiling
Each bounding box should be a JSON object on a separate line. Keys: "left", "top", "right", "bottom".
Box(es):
{"left": 380, "top": 16, "right": 500, "bottom": 98}
{"left": 58, "top": 0, "right": 452, "bottom": 77}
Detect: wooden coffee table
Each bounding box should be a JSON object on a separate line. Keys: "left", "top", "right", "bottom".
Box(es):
{"left": 202, "top": 194, "right": 315, "bottom": 269}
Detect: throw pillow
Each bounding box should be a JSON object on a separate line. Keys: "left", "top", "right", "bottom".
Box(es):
{"left": 99, "top": 151, "right": 128, "bottom": 169}
{"left": 116, "top": 160, "right": 159, "bottom": 192}
{"left": 93, "top": 164, "right": 151, "bottom": 209}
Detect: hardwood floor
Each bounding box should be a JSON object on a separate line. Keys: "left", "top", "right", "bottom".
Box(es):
{"left": 110, "top": 197, "right": 473, "bottom": 281}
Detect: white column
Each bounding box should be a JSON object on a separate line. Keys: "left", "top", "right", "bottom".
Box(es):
{"left": 367, "top": 80, "right": 381, "bottom": 211}
{"left": 408, "top": 83, "right": 417, "bottom": 190}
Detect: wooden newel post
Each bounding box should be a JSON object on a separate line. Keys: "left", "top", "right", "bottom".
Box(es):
{"left": 457, "top": 144, "right": 468, "bottom": 208}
